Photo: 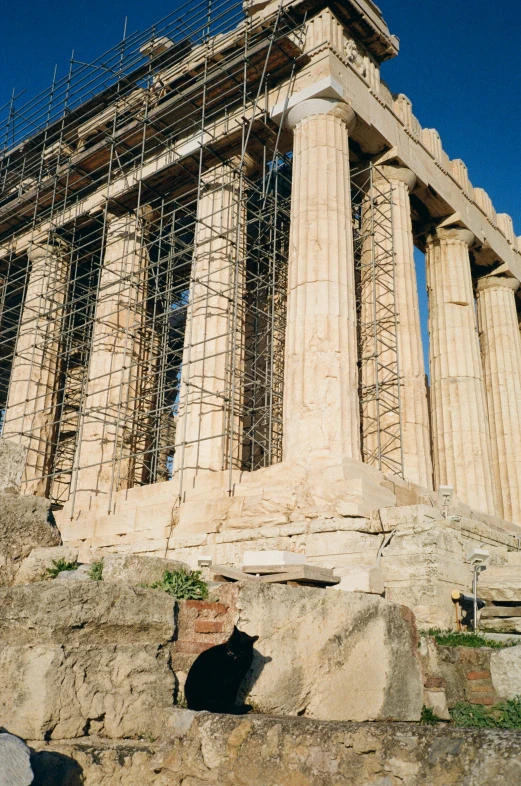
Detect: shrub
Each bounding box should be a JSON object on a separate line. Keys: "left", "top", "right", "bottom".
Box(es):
{"left": 46, "top": 558, "right": 79, "bottom": 579}
{"left": 88, "top": 559, "right": 104, "bottom": 581}
{"left": 420, "top": 705, "right": 441, "bottom": 725}
{"left": 148, "top": 568, "right": 209, "bottom": 600}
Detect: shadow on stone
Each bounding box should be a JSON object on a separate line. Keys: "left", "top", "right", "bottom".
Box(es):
{"left": 30, "top": 750, "right": 84, "bottom": 786}
{"left": 238, "top": 648, "right": 273, "bottom": 705}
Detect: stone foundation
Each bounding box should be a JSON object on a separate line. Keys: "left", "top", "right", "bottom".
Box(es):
{"left": 54, "top": 455, "right": 521, "bottom": 628}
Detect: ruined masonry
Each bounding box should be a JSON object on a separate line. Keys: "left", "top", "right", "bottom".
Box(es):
{"left": 1, "top": 0, "right": 521, "bottom": 627}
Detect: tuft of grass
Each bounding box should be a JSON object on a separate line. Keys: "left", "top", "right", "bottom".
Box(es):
{"left": 148, "top": 569, "right": 209, "bottom": 600}
{"left": 451, "top": 697, "right": 521, "bottom": 729}
{"left": 175, "top": 694, "right": 188, "bottom": 709}
{"left": 422, "top": 628, "right": 516, "bottom": 649}
{"left": 46, "top": 558, "right": 79, "bottom": 579}
{"left": 420, "top": 705, "right": 442, "bottom": 725}
{"left": 88, "top": 559, "right": 104, "bottom": 582}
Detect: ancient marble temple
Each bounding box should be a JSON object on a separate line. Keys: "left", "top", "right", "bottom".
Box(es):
{"left": 1, "top": 0, "right": 521, "bottom": 623}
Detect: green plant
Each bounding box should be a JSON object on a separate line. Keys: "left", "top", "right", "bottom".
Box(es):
{"left": 451, "top": 697, "right": 521, "bottom": 729}
{"left": 420, "top": 705, "right": 441, "bottom": 725}
{"left": 175, "top": 694, "right": 188, "bottom": 709}
{"left": 148, "top": 569, "right": 209, "bottom": 600}
{"left": 88, "top": 559, "right": 104, "bottom": 581}
{"left": 495, "top": 696, "right": 521, "bottom": 729}
{"left": 421, "top": 628, "right": 515, "bottom": 649}
{"left": 46, "top": 558, "right": 79, "bottom": 579}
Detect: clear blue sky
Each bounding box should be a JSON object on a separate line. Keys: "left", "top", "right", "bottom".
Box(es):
{"left": 2, "top": 0, "right": 520, "bottom": 369}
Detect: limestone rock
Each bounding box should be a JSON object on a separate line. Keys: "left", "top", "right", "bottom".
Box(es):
{"left": 55, "top": 565, "right": 91, "bottom": 582}
{"left": 14, "top": 546, "right": 79, "bottom": 585}
{"left": 0, "top": 643, "right": 174, "bottom": 740}
{"left": 235, "top": 582, "right": 423, "bottom": 721}
{"left": 0, "top": 492, "right": 61, "bottom": 587}
{"left": 332, "top": 565, "right": 384, "bottom": 594}
{"left": 481, "top": 617, "right": 521, "bottom": 634}
{"left": 0, "top": 440, "right": 26, "bottom": 494}
{"left": 479, "top": 566, "right": 521, "bottom": 602}
{"left": 102, "top": 553, "right": 190, "bottom": 586}
{"left": 28, "top": 713, "right": 521, "bottom": 785}
{"left": 423, "top": 688, "right": 451, "bottom": 721}
{"left": 0, "top": 731, "right": 33, "bottom": 786}
{"left": 490, "top": 645, "right": 521, "bottom": 700}
{"left": 0, "top": 582, "right": 176, "bottom": 645}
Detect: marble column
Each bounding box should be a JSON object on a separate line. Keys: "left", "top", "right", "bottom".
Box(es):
{"left": 2, "top": 239, "right": 69, "bottom": 496}
{"left": 283, "top": 97, "right": 361, "bottom": 462}
{"left": 381, "top": 165, "right": 432, "bottom": 488}
{"left": 426, "top": 226, "right": 496, "bottom": 514}
{"left": 477, "top": 275, "right": 521, "bottom": 524}
{"left": 174, "top": 160, "right": 246, "bottom": 478}
{"left": 73, "top": 211, "right": 150, "bottom": 507}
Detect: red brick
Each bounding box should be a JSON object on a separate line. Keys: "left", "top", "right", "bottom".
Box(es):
{"left": 185, "top": 600, "right": 228, "bottom": 614}
{"left": 175, "top": 640, "right": 215, "bottom": 654}
{"left": 470, "top": 697, "right": 495, "bottom": 706}
{"left": 194, "top": 620, "right": 223, "bottom": 634}
{"left": 467, "top": 671, "right": 491, "bottom": 681}
{"left": 425, "top": 676, "right": 446, "bottom": 689}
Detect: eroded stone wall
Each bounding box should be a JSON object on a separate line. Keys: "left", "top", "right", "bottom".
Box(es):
{"left": 29, "top": 713, "right": 521, "bottom": 786}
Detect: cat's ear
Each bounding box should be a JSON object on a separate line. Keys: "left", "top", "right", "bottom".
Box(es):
{"left": 251, "top": 635, "right": 259, "bottom": 643}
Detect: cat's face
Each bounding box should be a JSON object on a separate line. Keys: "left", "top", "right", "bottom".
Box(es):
{"left": 228, "top": 626, "right": 259, "bottom": 653}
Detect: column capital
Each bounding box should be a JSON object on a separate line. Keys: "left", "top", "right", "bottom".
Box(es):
{"left": 374, "top": 164, "right": 416, "bottom": 193}
{"left": 201, "top": 154, "right": 257, "bottom": 188}
{"left": 105, "top": 207, "right": 158, "bottom": 234}
{"left": 477, "top": 275, "right": 520, "bottom": 294}
{"left": 27, "top": 237, "right": 68, "bottom": 263}
{"left": 426, "top": 226, "right": 475, "bottom": 247}
{"left": 285, "top": 97, "right": 356, "bottom": 132}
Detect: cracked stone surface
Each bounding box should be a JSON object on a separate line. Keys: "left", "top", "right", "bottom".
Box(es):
{"left": 28, "top": 713, "right": 521, "bottom": 785}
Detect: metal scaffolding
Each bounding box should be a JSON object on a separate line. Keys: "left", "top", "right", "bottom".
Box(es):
{"left": 0, "top": 0, "right": 405, "bottom": 517}
{"left": 0, "top": 0, "right": 299, "bottom": 512}
{"left": 352, "top": 163, "right": 404, "bottom": 477}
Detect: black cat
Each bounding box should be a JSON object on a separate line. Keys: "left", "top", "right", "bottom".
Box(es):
{"left": 184, "top": 626, "right": 259, "bottom": 714}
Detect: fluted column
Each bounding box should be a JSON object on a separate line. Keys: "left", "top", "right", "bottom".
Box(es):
{"left": 73, "top": 211, "right": 150, "bottom": 507}
{"left": 283, "top": 97, "right": 360, "bottom": 462}
{"left": 426, "top": 226, "right": 496, "bottom": 514}
{"left": 477, "top": 276, "right": 521, "bottom": 523}
{"left": 2, "top": 239, "right": 69, "bottom": 495}
{"left": 383, "top": 166, "right": 433, "bottom": 488}
{"left": 174, "top": 160, "right": 246, "bottom": 478}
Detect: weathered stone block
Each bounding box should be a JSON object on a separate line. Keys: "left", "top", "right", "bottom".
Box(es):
{"left": 479, "top": 566, "right": 521, "bottom": 602}
{"left": 14, "top": 546, "right": 79, "bottom": 585}
{"left": 0, "top": 493, "right": 60, "bottom": 587}
{"left": 0, "top": 582, "right": 176, "bottom": 645}
{"left": 102, "top": 553, "right": 190, "bottom": 585}
{"left": 0, "top": 643, "right": 174, "bottom": 740}
{"left": 0, "top": 731, "right": 33, "bottom": 786}
{"left": 490, "top": 645, "right": 521, "bottom": 700}
{"left": 332, "top": 565, "right": 384, "bottom": 594}
{"left": 235, "top": 582, "right": 423, "bottom": 721}
{"left": 0, "top": 440, "right": 26, "bottom": 494}
{"left": 28, "top": 713, "right": 521, "bottom": 785}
